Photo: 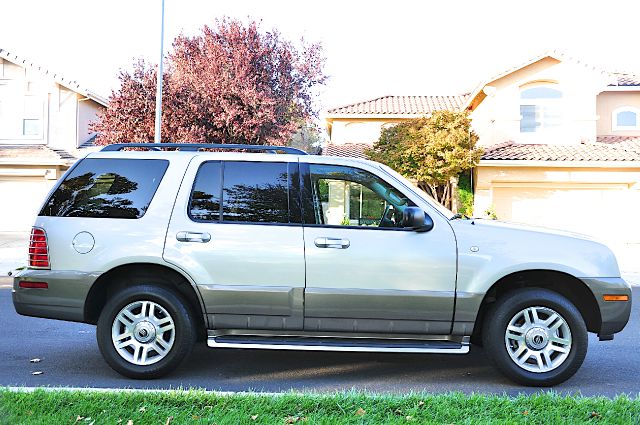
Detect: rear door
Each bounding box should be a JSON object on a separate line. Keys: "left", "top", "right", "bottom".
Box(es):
{"left": 300, "top": 159, "right": 458, "bottom": 334}
{"left": 163, "top": 156, "right": 305, "bottom": 330}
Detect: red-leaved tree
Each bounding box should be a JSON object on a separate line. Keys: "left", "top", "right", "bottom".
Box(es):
{"left": 92, "top": 18, "right": 326, "bottom": 145}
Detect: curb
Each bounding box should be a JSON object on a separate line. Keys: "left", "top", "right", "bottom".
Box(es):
{"left": 4, "top": 386, "right": 280, "bottom": 397}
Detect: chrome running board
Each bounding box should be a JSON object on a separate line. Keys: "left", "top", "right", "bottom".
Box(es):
{"left": 207, "top": 334, "right": 469, "bottom": 354}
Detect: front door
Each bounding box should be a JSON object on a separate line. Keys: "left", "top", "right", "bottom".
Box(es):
{"left": 163, "top": 158, "right": 305, "bottom": 330}
{"left": 300, "top": 160, "right": 457, "bottom": 334}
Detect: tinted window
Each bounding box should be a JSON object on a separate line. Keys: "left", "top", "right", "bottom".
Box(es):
{"left": 189, "top": 161, "right": 295, "bottom": 224}
{"left": 41, "top": 158, "right": 169, "bottom": 219}
{"left": 189, "top": 162, "right": 222, "bottom": 221}
{"left": 307, "top": 164, "right": 414, "bottom": 228}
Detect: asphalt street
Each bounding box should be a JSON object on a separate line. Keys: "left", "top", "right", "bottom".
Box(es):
{"left": 1, "top": 283, "right": 638, "bottom": 397}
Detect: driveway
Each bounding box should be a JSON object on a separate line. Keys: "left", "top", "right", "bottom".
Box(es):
{"left": 1, "top": 281, "right": 638, "bottom": 397}
{"left": 0, "top": 232, "right": 29, "bottom": 276}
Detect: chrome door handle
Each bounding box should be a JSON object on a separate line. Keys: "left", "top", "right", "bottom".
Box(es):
{"left": 314, "top": 237, "right": 350, "bottom": 249}
{"left": 176, "top": 231, "right": 211, "bottom": 243}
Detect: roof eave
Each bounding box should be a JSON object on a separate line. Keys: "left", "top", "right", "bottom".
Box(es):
{"left": 602, "top": 86, "right": 640, "bottom": 92}
{"left": 479, "top": 159, "right": 640, "bottom": 168}
{"left": 0, "top": 158, "right": 69, "bottom": 166}
{"left": 0, "top": 48, "right": 109, "bottom": 107}
{"left": 325, "top": 113, "right": 430, "bottom": 120}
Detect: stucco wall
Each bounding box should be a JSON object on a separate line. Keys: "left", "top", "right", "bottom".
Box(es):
{"left": 470, "top": 57, "right": 606, "bottom": 147}
{"left": 596, "top": 91, "right": 640, "bottom": 136}
{"left": 329, "top": 118, "right": 407, "bottom": 145}
{"left": 1, "top": 57, "right": 104, "bottom": 151}
{"left": 48, "top": 86, "right": 78, "bottom": 150}
{"left": 0, "top": 59, "right": 48, "bottom": 145}
{"left": 77, "top": 99, "right": 102, "bottom": 147}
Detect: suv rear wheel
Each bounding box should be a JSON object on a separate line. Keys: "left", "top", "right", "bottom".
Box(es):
{"left": 96, "top": 284, "right": 196, "bottom": 379}
{"left": 482, "top": 288, "right": 587, "bottom": 386}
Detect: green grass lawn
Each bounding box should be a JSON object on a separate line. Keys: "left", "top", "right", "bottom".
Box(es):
{"left": 1, "top": 388, "right": 638, "bottom": 424}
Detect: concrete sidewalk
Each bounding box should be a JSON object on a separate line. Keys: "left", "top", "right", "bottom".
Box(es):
{"left": 0, "top": 231, "right": 638, "bottom": 285}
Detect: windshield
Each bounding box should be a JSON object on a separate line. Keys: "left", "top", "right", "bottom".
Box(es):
{"left": 376, "top": 163, "right": 455, "bottom": 219}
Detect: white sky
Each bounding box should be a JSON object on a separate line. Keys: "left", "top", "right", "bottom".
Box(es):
{"left": 2, "top": 0, "right": 640, "bottom": 114}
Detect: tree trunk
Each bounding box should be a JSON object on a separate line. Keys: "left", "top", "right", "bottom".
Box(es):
{"left": 450, "top": 176, "right": 459, "bottom": 213}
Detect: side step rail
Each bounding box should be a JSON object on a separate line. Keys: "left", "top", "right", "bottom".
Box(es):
{"left": 207, "top": 335, "right": 469, "bottom": 354}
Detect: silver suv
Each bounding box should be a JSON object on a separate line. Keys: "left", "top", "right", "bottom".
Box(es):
{"left": 12, "top": 143, "right": 632, "bottom": 386}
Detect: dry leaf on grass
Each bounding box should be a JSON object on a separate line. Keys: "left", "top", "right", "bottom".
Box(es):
{"left": 165, "top": 416, "right": 174, "bottom": 425}
{"left": 355, "top": 408, "right": 366, "bottom": 416}
{"left": 251, "top": 415, "right": 258, "bottom": 420}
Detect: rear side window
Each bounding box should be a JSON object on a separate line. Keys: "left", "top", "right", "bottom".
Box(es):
{"left": 40, "top": 158, "right": 169, "bottom": 219}
{"left": 189, "top": 161, "right": 298, "bottom": 224}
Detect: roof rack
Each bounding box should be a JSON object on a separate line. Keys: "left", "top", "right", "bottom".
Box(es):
{"left": 100, "top": 143, "right": 307, "bottom": 155}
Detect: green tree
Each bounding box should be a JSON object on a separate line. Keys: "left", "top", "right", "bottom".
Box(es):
{"left": 366, "top": 111, "right": 483, "bottom": 210}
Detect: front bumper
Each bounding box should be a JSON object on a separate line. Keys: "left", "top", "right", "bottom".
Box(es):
{"left": 12, "top": 269, "right": 99, "bottom": 323}
{"left": 582, "top": 277, "right": 632, "bottom": 337}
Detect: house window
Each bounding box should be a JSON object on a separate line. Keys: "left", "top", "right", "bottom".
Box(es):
{"left": 0, "top": 85, "right": 45, "bottom": 141}
{"left": 520, "top": 84, "right": 563, "bottom": 133}
{"left": 612, "top": 107, "right": 640, "bottom": 131}
{"left": 22, "top": 96, "right": 43, "bottom": 137}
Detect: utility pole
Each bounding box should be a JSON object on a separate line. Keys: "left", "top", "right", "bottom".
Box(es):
{"left": 154, "top": 0, "right": 165, "bottom": 143}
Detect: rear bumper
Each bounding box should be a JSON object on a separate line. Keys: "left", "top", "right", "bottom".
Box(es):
{"left": 581, "top": 277, "right": 632, "bottom": 336}
{"left": 12, "top": 269, "right": 99, "bottom": 323}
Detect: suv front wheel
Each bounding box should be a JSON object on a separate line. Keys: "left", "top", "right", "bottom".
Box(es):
{"left": 482, "top": 288, "right": 588, "bottom": 386}
{"left": 96, "top": 284, "right": 196, "bottom": 379}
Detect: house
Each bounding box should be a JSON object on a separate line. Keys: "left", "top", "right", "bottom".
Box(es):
{"left": 323, "top": 52, "right": 640, "bottom": 247}
{"left": 0, "top": 48, "right": 107, "bottom": 231}
{"left": 324, "top": 95, "right": 470, "bottom": 157}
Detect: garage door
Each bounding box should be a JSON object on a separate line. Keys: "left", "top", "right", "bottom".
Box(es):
{"left": 0, "top": 178, "right": 55, "bottom": 232}
{"left": 493, "top": 185, "right": 637, "bottom": 242}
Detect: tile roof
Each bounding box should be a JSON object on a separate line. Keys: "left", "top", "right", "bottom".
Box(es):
{"left": 322, "top": 137, "right": 640, "bottom": 162}
{"left": 609, "top": 73, "right": 640, "bottom": 87}
{"left": 482, "top": 138, "right": 640, "bottom": 162}
{"left": 0, "top": 48, "right": 108, "bottom": 106}
{"left": 327, "top": 95, "right": 470, "bottom": 115}
{"left": 595, "top": 135, "right": 640, "bottom": 153}
{"left": 0, "top": 145, "right": 77, "bottom": 164}
{"left": 322, "top": 143, "right": 369, "bottom": 158}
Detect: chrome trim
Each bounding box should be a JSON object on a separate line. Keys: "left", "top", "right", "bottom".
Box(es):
{"left": 207, "top": 336, "right": 470, "bottom": 354}
{"left": 209, "top": 329, "right": 468, "bottom": 342}
{"left": 176, "top": 231, "right": 211, "bottom": 243}
{"left": 314, "top": 237, "right": 350, "bottom": 249}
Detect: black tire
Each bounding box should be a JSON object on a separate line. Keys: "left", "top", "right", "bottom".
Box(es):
{"left": 482, "top": 288, "right": 587, "bottom": 386}
{"left": 97, "top": 284, "right": 196, "bottom": 379}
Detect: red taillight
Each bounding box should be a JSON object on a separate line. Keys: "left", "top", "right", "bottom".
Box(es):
{"left": 18, "top": 281, "right": 48, "bottom": 289}
{"left": 29, "top": 227, "right": 50, "bottom": 269}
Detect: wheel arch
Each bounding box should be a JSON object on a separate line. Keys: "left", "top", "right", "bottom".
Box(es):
{"left": 471, "top": 269, "right": 601, "bottom": 342}
{"left": 84, "top": 263, "right": 207, "bottom": 337}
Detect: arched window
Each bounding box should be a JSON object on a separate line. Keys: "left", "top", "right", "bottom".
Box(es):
{"left": 612, "top": 107, "right": 640, "bottom": 131}
{"left": 520, "top": 83, "right": 563, "bottom": 133}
